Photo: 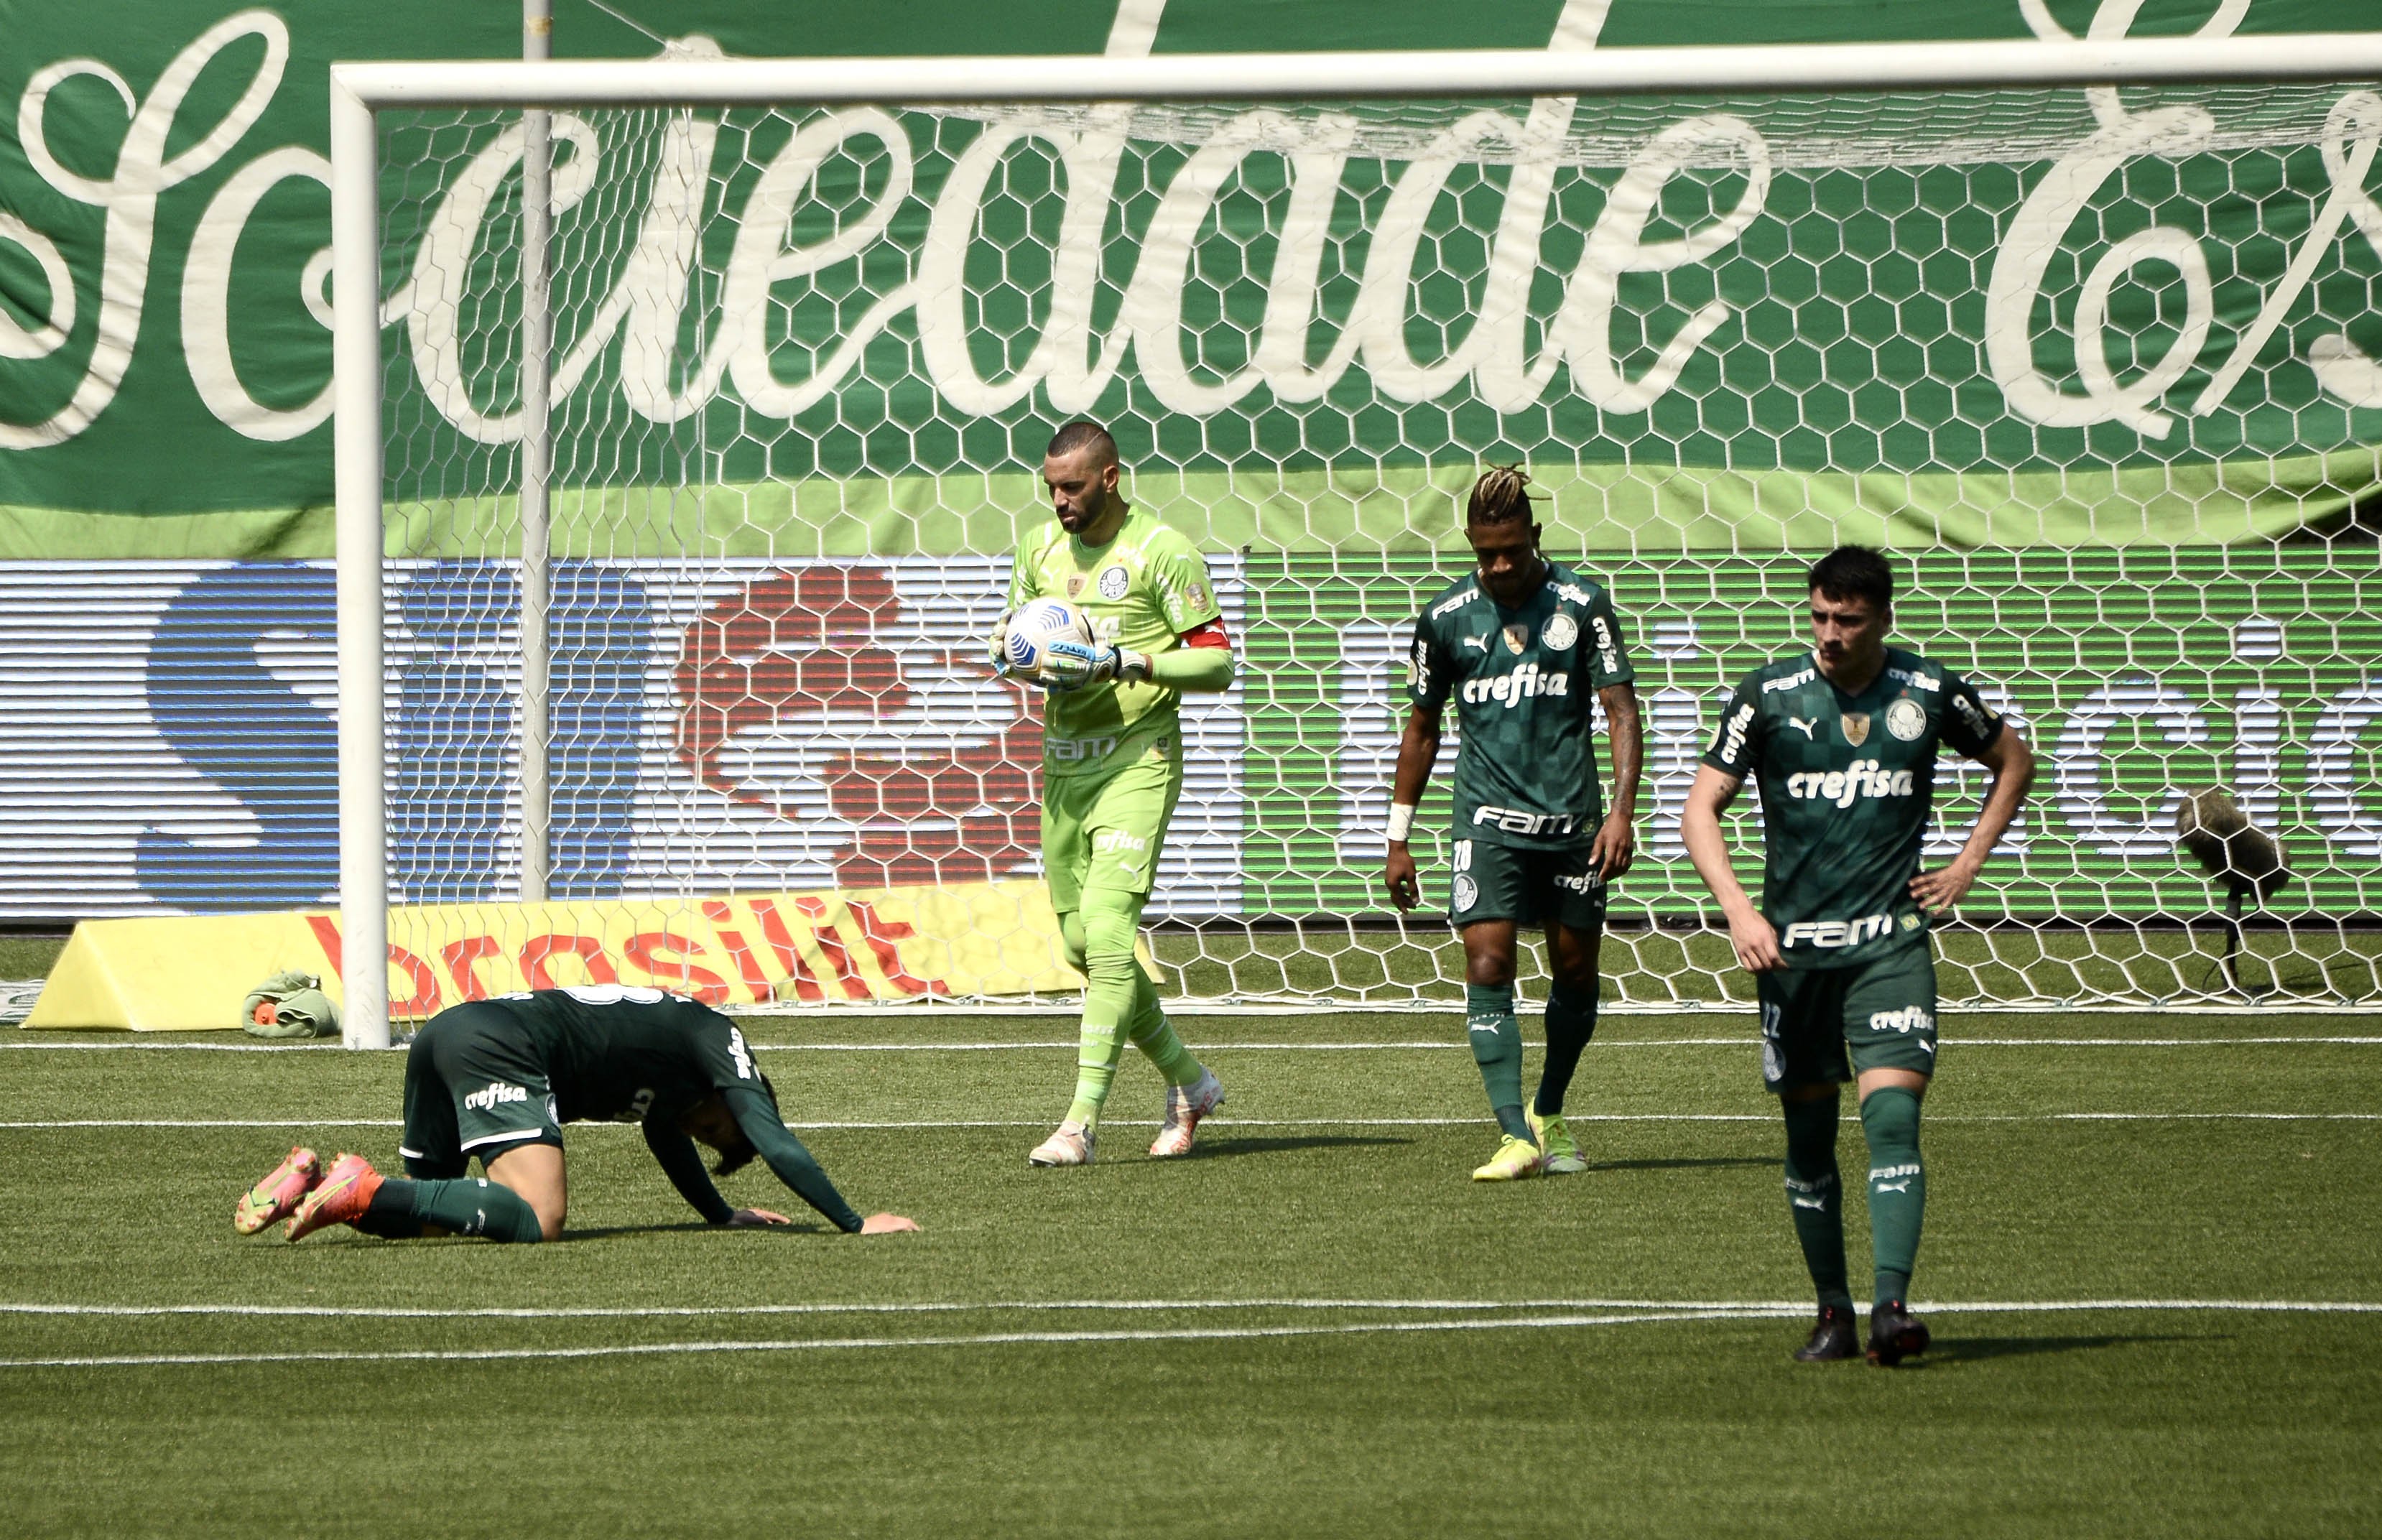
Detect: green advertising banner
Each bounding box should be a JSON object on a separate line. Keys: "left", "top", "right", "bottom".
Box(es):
{"left": 1243, "top": 546, "right": 2382, "bottom": 918}
{"left": 2, "top": 1, "right": 2381, "bottom": 553}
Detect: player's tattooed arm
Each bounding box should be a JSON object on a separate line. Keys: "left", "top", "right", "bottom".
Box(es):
{"left": 1679, "top": 764, "right": 1784, "bottom": 973}
{"left": 1383, "top": 702, "right": 1444, "bottom": 912}
{"left": 1593, "top": 682, "right": 1644, "bottom": 881}
{"left": 1911, "top": 725, "right": 2036, "bottom": 914}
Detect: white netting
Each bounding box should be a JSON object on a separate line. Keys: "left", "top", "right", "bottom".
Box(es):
{"left": 363, "top": 75, "right": 2382, "bottom": 1013}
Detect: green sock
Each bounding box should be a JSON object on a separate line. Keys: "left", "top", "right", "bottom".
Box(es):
{"left": 1781, "top": 1094, "right": 1853, "bottom": 1310}
{"left": 1065, "top": 890, "right": 1144, "bottom": 1130}
{"left": 1533, "top": 984, "right": 1598, "bottom": 1116}
{"left": 1126, "top": 964, "right": 1202, "bottom": 1088}
{"left": 378, "top": 1177, "right": 545, "bottom": 1243}
{"left": 1860, "top": 1087, "right": 1927, "bottom": 1304}
{"left": 1465, "top": 983, "right": 1531, "bottom": 1141}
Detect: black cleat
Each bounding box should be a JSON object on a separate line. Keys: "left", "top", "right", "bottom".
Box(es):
{"left": 1792, "top": 1305, "right": 1860, "bottom": 1361}
{"left": 1866, "top": 1299, "right": 1932, "bottom": 1366}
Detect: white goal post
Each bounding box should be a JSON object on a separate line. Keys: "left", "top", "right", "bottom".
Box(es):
{"left": 332, "top": 37, "right": 2382, "bottom": 1049}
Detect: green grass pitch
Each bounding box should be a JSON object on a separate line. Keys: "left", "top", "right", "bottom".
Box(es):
{"left": 3, "top": 1009, "right": 2377, "bottom": 1538}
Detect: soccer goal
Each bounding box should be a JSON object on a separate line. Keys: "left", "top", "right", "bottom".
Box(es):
{"left": 330, "top": 36, "right": 2382, "bottom": 1047}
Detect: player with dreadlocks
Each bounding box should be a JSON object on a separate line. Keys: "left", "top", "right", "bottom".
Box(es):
{"left": 1384, "top": 466, "right": 1644, "bottom": 1180}
{"left": 232, "top": 986, "right": 918, "bottom": 1243}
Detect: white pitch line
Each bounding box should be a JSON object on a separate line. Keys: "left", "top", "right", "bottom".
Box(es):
{"left": 4, "top": 1110, "right": 2380, "bottom": 1132}
{"left": 7, "top": 1035, "right": 2381, "bottom": 1053}
{"left": 6, "top": 1296, "right": 2376, "bottom": 1322}
{"left": 4, "top": 1299, "right": 2378, "bottom": 1370}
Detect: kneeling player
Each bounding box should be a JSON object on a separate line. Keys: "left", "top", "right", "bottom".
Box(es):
{"left": 1384, "top": 466, "right": 1643, "bottom": 1180}
{"left": 1679, "top": 547, "right": 2031, "bottom": 1365}
{"left": 233, "top": 985, "right": 918, "bottom": 1243}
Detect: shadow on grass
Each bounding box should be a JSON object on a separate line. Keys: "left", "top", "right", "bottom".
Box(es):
{"left": 1180, "top": 1134, "right": 1411, "bottom": 1160}
{"left": 1904, "top": 1332, "right": 2197, "bottom": 1365}
{"left": 560, "top": 1221, "right": 834, "bottom": 1241}
{"left": 1582, "top": 1156, "right": 1776, "bottom": 1174}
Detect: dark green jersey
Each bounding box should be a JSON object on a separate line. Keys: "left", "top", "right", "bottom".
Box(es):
{"left": 481, "top": 986, "right": 863, "bottom": 1230}
{"left": 1409, "top": 560, "right": 1636, "bottom": 850}
{"left": 1702, "top": 647, "right": 2004, "bottom": 969}
{"left": 494, "top": 985, "right": 760, "bottom": 1123}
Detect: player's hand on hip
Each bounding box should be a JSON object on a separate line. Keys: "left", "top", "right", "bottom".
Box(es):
{"left": 1590, "top": 811, "right": 1637, "bottom": 881}
{"left": 727, "top": 1207, "right": 792, "bottom": 1228}
{"left": 1909, "top": 860, "right": 1978, "bottom": 915}
{"left": 859, "top": 1212, "right": 920, "bottom": 1235}
{"left": 1384, "top": 845, "right": 1421, "bottom": 912}
{"left": 1728, "top": 909, "right": 1785, "bottom": 973}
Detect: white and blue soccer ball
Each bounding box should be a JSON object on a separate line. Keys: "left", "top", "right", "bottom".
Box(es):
{"left": 1002, "top": 598, "right": 1095, "bottom": 679}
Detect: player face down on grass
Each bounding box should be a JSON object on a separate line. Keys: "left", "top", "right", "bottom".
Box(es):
{"left": 233, "top": 989, "right": 918, "bottom": 1243}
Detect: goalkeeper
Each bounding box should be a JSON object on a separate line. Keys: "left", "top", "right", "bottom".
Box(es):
{"left": 231, "top": 985, "right": 918, "bottom": 1243}
{"left": 988, "top": 420, "right": 1236, "bottom": 1167}
{"left": 1384, "top": 466, "right": 1644, "bottom": 1181}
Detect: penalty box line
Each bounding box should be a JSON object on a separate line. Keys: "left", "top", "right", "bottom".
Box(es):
{"left": 4, "top": 1299, "right": 2379, "bottom": 1371}
{"left": 6, "top": 1111, "right": 2381, "bottom": 1131}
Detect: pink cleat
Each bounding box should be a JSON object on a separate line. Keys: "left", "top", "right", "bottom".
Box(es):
{"left": 1149, "top": 1069, "right": 1225, "bottom": 1158}
{"left": 285, "top": 1153, "right": 385, "bottom": 1242}
{"left": 234, "top": 1146, "right": 323, "bottom": 1235}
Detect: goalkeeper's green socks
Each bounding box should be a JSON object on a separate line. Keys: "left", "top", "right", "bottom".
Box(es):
{"left": 1465, "top": 983, "right": 1532, "bottom": 1142}
{"left": 1781, "top": 1093, "right": 1853, "bottom": 1310}
{"left": 1860, "top": 1087, "right": 1927, "bottom": 1304}
{"left": 1126, "top": 963, "right": 1202, "bottom": 1087}
{"left": 1065, "top": 891, "right": 1145, "bottom": 1130}
{"left": 1532, "top": 983, "right": 1598, "bottom": 1116}
{"left": 354, "top": 1177, "right": 545, "bottom": 1243}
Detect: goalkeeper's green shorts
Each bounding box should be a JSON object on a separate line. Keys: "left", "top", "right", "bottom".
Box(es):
{"left": 1756, "top": 941, "right": 1940, "bottom": 1092}
{"left": 1040, "top": 732, "right": 1184, "bottom": 912}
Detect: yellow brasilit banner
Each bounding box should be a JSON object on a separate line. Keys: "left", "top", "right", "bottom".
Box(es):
{"left": 24, "top": 881, "right": 1080, "bottom": 1031}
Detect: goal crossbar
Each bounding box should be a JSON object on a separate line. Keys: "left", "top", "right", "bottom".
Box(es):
{"left": 329, "top": 37, "right": 2382, "bottom": 1048}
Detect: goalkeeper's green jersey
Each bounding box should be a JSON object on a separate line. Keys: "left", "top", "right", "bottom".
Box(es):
{"left": 1702, "top": 647, "right": 2005, "bottom": 970}
{"left": 1006, "top": 505, "right": 1223, "bottom": 779}
{"left": 1407, "top": 560, "right": 1636, "bottom": 850}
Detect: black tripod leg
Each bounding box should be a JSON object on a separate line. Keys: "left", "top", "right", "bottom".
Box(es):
{"left": 2222, "top": 881, "right": 2247, "bottom": 996}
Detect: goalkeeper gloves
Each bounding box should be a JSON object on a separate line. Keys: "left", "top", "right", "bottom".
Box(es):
{"left": 1041, "top": 639, "right": 1152, "bottom": 691}
{"left": 986, "top": 608, "right": 1050, "bottom": 691}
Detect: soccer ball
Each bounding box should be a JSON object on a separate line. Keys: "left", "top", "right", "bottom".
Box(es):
{"left": 1001, "top": 598, "right": 1095, "bottom": 679}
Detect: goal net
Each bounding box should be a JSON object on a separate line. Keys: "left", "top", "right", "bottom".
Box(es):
{"left": 333, "top": 43, "right": 2382, "bottom": 1043}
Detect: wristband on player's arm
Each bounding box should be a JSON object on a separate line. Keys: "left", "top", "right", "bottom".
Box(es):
{"left": 1386, "top": 802, "right": 1417, "bottom": 843}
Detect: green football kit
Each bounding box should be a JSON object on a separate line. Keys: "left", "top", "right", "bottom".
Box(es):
{"left": 1406, "top": 559, "right": 1636, "bottom": 1147}
{"left": 1703, "top": 644, "right": 2006, "bottom": 1314}
{"left": 1006, "top": 506, "right": 1224, "bottom": 1132}
{"left": 386, "top": 986, "right": 863, "bottom": 1240}
{"left": 1407, "top": 560, "right": 1637, "bottom": 928}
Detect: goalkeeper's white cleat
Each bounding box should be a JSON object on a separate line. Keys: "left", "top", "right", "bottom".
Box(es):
{"left": 1149, "top": 1068, "right": 1225, "bottom": 1158}
{"left": 1028, "top": 1122, "right": 1095, "bottom": 1167}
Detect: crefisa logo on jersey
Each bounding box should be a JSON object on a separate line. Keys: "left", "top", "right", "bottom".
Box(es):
{"left": 1460, "top": 662, "right": 1570, "bottom": 707}
{"left": 1784, "top": 760, "right": 1917, "bottom": 806}
{"left": 464, "top": 1081, "right": 529, "bottom": 1111}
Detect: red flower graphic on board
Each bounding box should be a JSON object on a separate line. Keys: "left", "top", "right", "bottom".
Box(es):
{"left": 675, "top": 567, "right": 1040, "bottom": 884}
